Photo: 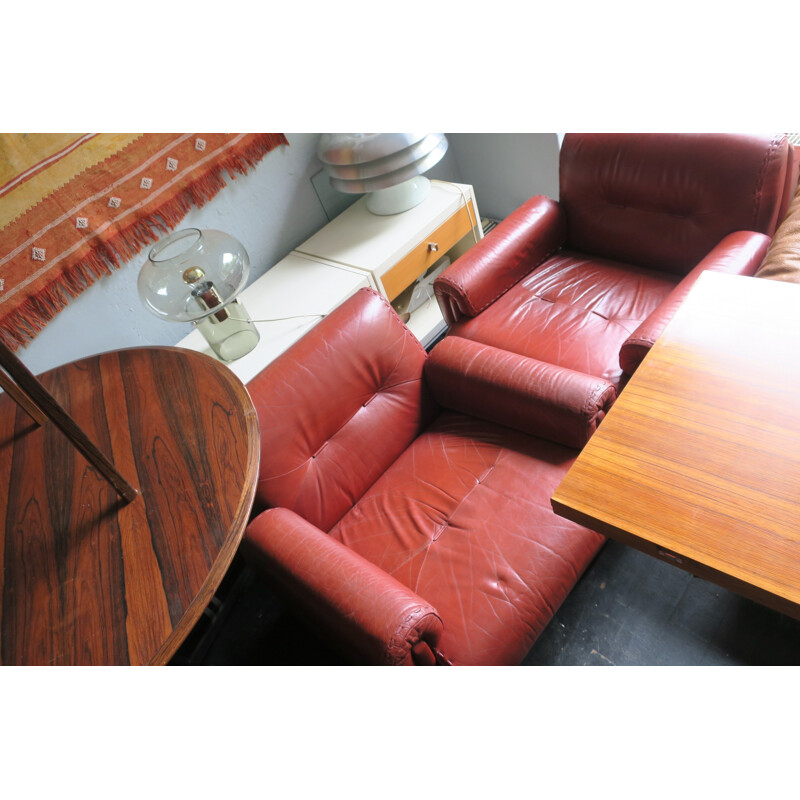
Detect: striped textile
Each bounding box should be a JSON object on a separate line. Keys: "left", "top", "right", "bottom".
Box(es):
{"left": 0, "top": 133, "right": 288, "bottom": 350}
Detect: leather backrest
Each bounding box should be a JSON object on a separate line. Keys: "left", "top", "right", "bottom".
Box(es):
{"left": 247, "top": 288, "right": 435, "bottom": 532}
{"left": 560, "top": 133, "right": 794, "bottom": 275}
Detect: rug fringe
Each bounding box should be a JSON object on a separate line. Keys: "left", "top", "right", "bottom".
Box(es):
{"left": 0, "top": 133, "right": 289, "bottom": 351}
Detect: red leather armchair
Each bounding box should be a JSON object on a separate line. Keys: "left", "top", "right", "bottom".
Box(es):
{"left": 242, "top": 288, "right": 612, "bottom": 665}
{"left": 434, "top": 133, "right": 797, "bottom": 391}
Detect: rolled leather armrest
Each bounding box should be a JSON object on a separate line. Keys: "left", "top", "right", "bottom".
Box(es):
{"left": 425, "top": 336, "right": 616, "bottom": 449}
{"left": 434, "top": 195, "right": 567, "bottom": 326}
{"left": 242, "top": 507, "right": 444, "bottom": 666}
{"left": 619, "top": 230, "right": 771, "bottom": 375}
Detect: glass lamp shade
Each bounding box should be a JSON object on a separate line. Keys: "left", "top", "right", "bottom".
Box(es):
{"left": 138, "top": 228, "right": 259, "bottom": 362}
{"left": 138, "top": 228, "right": 249, "bottom": 322}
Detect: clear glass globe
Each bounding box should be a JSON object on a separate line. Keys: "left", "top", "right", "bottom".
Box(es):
{"left": 138, "top": 228, "right": 251, "bottom": 322}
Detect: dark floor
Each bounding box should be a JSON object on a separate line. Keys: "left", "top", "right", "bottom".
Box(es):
{"left": 523, "top": 540, "right": 800, "bottom": 666}
{"left": 171, "top": 539, "right": 800, "bottom": 666}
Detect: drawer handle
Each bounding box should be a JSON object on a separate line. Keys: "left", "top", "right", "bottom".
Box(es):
{"left": 428, "top": 242, "right": 439, "bottom": 252}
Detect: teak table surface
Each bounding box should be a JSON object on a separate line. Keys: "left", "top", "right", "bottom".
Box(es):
{"left": 552, "top": 271, "right": 800, "bottom": 620}
{"left": 0, "top": 346, "right": 259, "bottom": 665}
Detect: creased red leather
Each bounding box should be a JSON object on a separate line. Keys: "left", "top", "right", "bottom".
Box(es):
{"left": 242, "top": 287, "right": 606, "bottom": 665}
{"left": 243, "top": 507, "right": 444, "bottom": 666}
{"left": 246, "top": 289, "right": 435, "bottom": 531}
{"left": 619, "top": 231, "right": 771, "bottom": 375}
{"left": 448, "top": 250, "right": 678, "bottom": 389}
{"left": 330, "top": 411, "right": 604, "bottom": 666}
{"left": 432, "top": 134, "right": 795, "bottom": 393}
{"left": 560, "top": 133, "right": 793, "bottom": 274}
{"left": 425, "top": 336, "right": 615, "bottom": 449}
{"left": 433, "top": 195, "right": 566, "bottom": 325}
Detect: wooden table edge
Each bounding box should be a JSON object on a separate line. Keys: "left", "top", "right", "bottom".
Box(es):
{"left": 550, "top": 496, "right": 800, "bottom": 623}
{"left": 150, "top": 347, "right": 261, "bottom": 665}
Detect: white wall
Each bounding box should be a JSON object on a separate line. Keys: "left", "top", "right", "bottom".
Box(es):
{"left": 12, "top": 132, "right": 558, "bottom": 375}
{"left": 445, "top": 133, "right": 560, "bottom": 220}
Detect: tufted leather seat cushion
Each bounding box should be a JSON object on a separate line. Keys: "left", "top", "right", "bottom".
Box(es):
{"left": 560, "top": 133, "right": 794, "bottom": 274}
{"left": 447, "top": 249, "right": 679, "bottom": 389}
{"left": 329, "top": 411, "right": 604, "bottom": 666}
{"left": 249, "top": 290, "right": 436, "bottom": 532}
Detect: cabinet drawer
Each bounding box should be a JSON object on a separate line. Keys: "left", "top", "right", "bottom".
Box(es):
{"left": 381, "top": 201, "right": 476, "bottom": 301}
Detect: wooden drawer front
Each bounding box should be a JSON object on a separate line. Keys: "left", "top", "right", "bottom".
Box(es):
{"left": 381, "top": 201, "right": 476, "bottom": 301}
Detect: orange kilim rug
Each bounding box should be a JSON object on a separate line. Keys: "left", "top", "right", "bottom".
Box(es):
{"left": 0, "top": 133, "right": 288, "bottom": 350}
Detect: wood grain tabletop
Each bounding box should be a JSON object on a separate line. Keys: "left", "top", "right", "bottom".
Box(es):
{"left": 552, "top": 272, "right": 800, "bottom": 619}
{"left": 0, "top": 346, "right": 259, "bottom": 665}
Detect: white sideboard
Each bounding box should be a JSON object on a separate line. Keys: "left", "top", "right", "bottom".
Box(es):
{"left": 177, "top": 180, "right": 483, "bottom": 383}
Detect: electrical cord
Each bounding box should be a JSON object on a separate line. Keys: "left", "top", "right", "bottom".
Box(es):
{"left": 249, "top": 314, "right": 327, "bottom": 323}
{"left": 430, "top": 179, "right": 481, "bottom": 245}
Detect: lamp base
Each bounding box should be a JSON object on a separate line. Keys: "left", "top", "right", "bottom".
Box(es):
{"left": 194, "top": 299, "right": 260, "bottom": 362}
{"left": 366, "top": 176, "right": 431, "bottom": 215}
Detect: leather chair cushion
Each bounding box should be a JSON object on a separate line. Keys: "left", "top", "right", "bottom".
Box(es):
{"left": 756, "top": 184, "right": 800, "bottom": 284}
{"left": 560, "top": 133, "right": 793, "bottom": 275}
{"left": 248, "top": 289, "right": 436, "bottom": 532}
{"left": 448, "top": 249, "right": 679, "bottom": 389}
{"left": 329, "top": 410, "right": 605, "bottom": 666}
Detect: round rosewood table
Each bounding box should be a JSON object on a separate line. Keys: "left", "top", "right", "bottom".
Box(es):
{"left": 0, "top": 346, "right": 259, "bottom": 665}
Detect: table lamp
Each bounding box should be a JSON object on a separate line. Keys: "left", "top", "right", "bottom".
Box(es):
{"left": 138, "top": 228, "right": 260, "bottom": 362}
{"left": 317, "top": 133, "right": 448, "bottom": 215}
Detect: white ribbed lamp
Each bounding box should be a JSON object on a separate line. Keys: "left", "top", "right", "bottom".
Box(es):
{"left": 317, "top": 133, "right": 448, "bottom": 215}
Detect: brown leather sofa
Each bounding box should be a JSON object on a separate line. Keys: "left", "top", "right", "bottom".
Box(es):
{"left": 434, "top": 133, "right": 797, "bottom": 393}
{"left": 242, "top": 288, "right": 613, "bottom": 665}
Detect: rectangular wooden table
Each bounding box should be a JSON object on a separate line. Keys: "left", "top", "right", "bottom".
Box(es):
{"left": 551, "top": 271, "right": 800, "bottom": 620}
